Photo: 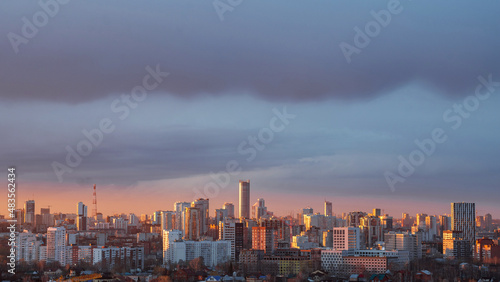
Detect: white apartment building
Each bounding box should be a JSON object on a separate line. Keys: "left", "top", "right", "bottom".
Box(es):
{"left": 16, "top": 230, "right": 41, "bottom": 263}
{"left": 47, "top": 227, "right": 66, "bottom": 265}
{"left": 384, "top": 231, "right": 422, "bottom": 260}
{"left": 163, "top": 230, "right": 183, "bottom": 264}
{"left": 166, "top": 240, "right": 231, "bottom": 267}
{"left": 333, "top": 227, "right": 361, "bottom": 250}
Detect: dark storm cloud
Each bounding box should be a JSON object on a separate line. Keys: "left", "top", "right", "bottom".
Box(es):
{"left": 0, "top": 122, "right": 328, "bottom": 186}
{"left": 1, "top": 1, "right": 499, "bottom": 103}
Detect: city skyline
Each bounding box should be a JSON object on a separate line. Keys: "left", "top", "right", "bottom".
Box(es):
{"left": 1, "top": 1, "right": 500, "bottom": 220}
{"left": 8, "top": 183, "right": 500, "bottom": 219}
{"left": 2, "top": 1, "right": 500, "bottom": 280}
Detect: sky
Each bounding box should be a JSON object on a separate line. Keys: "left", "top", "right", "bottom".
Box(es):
{"left": 0, "top": 1, "right": 499, "bottom": 218}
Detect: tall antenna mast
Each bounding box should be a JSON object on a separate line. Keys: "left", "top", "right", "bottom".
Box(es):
{"left": 92, "top": 184, "right": 98, "bottom": 218}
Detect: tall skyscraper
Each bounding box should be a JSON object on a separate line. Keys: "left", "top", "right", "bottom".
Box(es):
{"left": 40, "top": 207, "right": 53, "bottom": 227}
{"left": 15, "top": 209, "right": 24, "bottom": 225}
{"left": 47, "top": 227, "right": 66, "bottom": 265}
{"left": 324, "top": 201, "right": 333, "bottom": 217}
{"left": 451, "top": 202, "right": 476, "bottom": 256}
{"left": 152, "top": 211, "right": 162, "bottom": 225}
{"left": 129, "top": 213, "right": 140, "bottom": 226}
{"left": 439, "top": 215, "right": 451, "bottom": 237}
{"left": 239, "top": 180, "right": 250, "bottom": 219}
{"left": 184, "top": 207, "right": 201, "bottom": 240}
{"left": 215, "top": 209, "right": 228, "bottom": 224}
{"left": 219, "top": 222, "right": 244, "bottom": 261}
{"left": 416, "top": 213, "right": 428, "bottom": 229}
{"left": 380, "top": 215, "right": 393, "bottom": 230}
{"left": 425, "top": 215, "right": 437, "bottom": 240}
{"left": 174, "top": 202, "right": 191, "bottom": 231}
{"left": 252, "top": 198, "right": 267, "bottom": 219}
{"left": 443, "top": 230, "right": 470, "bottom": 259}
{"left": 77, "top": 202, "right": 87, "bottom": 231}
{"left": 359, "top": 216, "right": 383, "bottom": 248}
{"left": 162, "top": 230, "right": 183, "bottom": 264}
{"left": 402, "top": 213, "right": 412, "bottom": 228}
{"left": 191, "top": 198, "right": 209, "bottom": 234}
{"left": 16, "top": 230, "right": 40, "bottom": 263}
{"left": 484, "top": 213, "right": 493, "bottom": 231}
{"left": 24, "top": 200, "right": 35, "bottom": 225}
{"left": 348, "top": 211, "right": 365, "bottom": 228}
{"left": 223, "top": 202, "right": 235, "bottom": 218}
{"left": 252, "top": 226, "right": 278, "bottom": 254}
{"left": 161, "top": 211, "right": 176, "bottom": 231}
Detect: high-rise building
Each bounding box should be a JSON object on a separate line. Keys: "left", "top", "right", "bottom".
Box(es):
{"left": 475, "top": 238, "right": 500, "bottom": 263}
{"left": 129, "top": 213, "right": 139, "bottom": 226}
{"left": 222, "top": 202, "right": 235, "bottom": 218}
{"left": 451, "top": 202, "right": 476, "bottom": 256}
{"left": 380, "top": 215, "right": 393, "bottom": 230}
{"left": 161, "top": 211, "right": 176, "bottom": 231}
{"left": 40, "top": 207, "right": 54, "bottom": 227}
{"left": 47, "top": 227, "right": 66, "bottom": 265}
{"left": 252, "top": 198, "right": 267, "bottom": 219}
{"left": 16, "top": 230, "right": 41, "bottom": 263}
{"left": 15, "top": 209, "right": 24, "bottom": 225}
{"left": 166, "top": 240, "right": 231, "bottom": 267}
{"left": 239, "top": 180, "right": 250, "bottom": 219}
{"left": 416, "top": 214, "right": 427, "bottom": 229}
{"left": 152, "top": 211, "right": 162, "bottom": 225}
{"left": 304, "top": 213, "right": 326, "bottom": 231}
{"left": 93, "top": 246, "right": 144, "bottom": 269}
{"left": 402, "top": 213, "right": 412, "bottom": 228}
{"left": 259, "top": 218, "right": 290, "bottom": 243}
{"left": 77, "top": 202, "right": 87, "bottom": 231}
{"left": 302, "top": 207, "right": 314, "bottom": 215}
{"left": 359, "top": 216, "right": 383, "bottom": 249}
{"left": 191, "top": 198, "right": 209, "bottom": 234}
{"left": 111, "top": 217, "right": 128, "bottom": 232}
{"left": 384, "top": 231, "right": 422, "bottom": 260}
{"left": 323, "top": 230, "right": 333, "bottom": 248}
{"left": 163, "top": 230, "right": 183, "bottom": 264}
{"left": 425, "top": 215, "right": 437, "bottom": 241}
{"left": 219, "top": 222, "right": 244, "bottom": 261}
{"left": 477, "top": 216, "right": 485, "bottom": 229}
{"left": 332, "top": 227, "right": 361, "bottom": 250}
{"left": 215, "top": 209, "right": 228, "bottom": 224}
{"left": 174, "top": 202, "right": 191, "bottom": 231}
{"left": 324, "top": 201, "right": 333, "bottom": 217}
{"left": 372, "top": 208, "right": 381, "bottom": 217}
{"left": 443, "top": 230, "right": 471, "bottom": 259}
{"left": 184, "top": 207, "right": 201, "bottom": 240}
{"left": 348, "top": 211, "right": 365, "bottom": 228}
{"left": 252, "top": 226, "right": 278, "bottom": 254}
{"left": 439, "top": 215, "right": 451, "bottom": 237}
{"left": 24, "top": 200, "right": 35, "bottom": 225}
{"left": 484, "top": 213, "right": 493, "bottom": 231}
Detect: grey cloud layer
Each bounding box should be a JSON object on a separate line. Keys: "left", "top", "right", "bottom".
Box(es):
{"left": 1, "top": 1, "right": 499, "bottom": 103}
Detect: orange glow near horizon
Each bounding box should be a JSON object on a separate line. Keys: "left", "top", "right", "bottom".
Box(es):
{"left": 2, "top": 180, "right": 499, "bottom": 219}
